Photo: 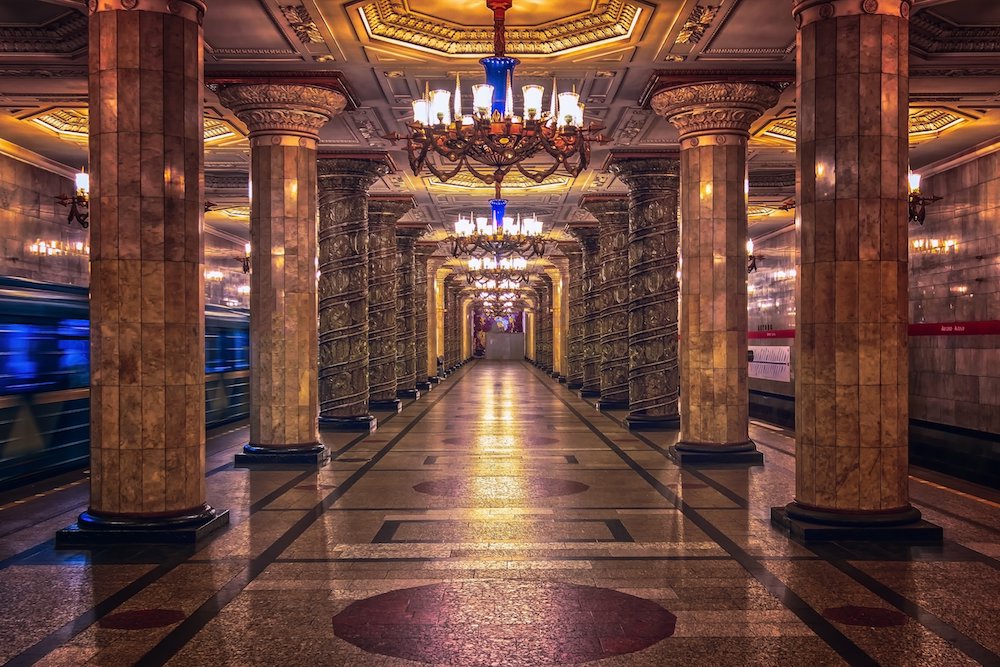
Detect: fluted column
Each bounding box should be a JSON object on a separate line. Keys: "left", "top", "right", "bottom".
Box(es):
{"left": 562, "top": 244, "right": 585, "bottom": 389}
{"left": 581, "top": 197, "right": 629, "bottom": 410}
{"left": 770, "top": 0, "right": 938, "bottom": 540}
{"left": 220, "top": 83, "right": 344, "bottom": 464}
{"left": 609, "top": 156, "right": 682, "bottom": 430}
{"left": 317, "top": 157, "right": 389, "bottom": 431}
{"left": 415, "top": 244, "right": 437, "bottom": 389}
{"left": 569, "top": 226, "right": 601, "bottom": 398}
{"left": 396, "top": 226, "right": 424, "bottom": 399}
{"left": 59, "top": 0, "right": 228, "bottom": 545}
{"left": 653, "top": 82, "right": 779, "bottom": 463}
{"left": 366, "top": 197, "right": 412, "bottom": 412}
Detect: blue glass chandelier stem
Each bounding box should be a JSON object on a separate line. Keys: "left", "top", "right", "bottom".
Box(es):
{"left": 489, "top": 198, "right": 507, "bottom": 230}
{"left": 480, "top": 56, "right": 518, "bottom": 116}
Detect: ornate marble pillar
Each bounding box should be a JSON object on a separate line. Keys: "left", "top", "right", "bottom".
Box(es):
{"left": 59, "top": 0, "right": 228, "bottom": 545}
{"left": 396, "top": 226, "right": 425, "bottom": 399}
{"left": 414, "top": 244, "right": 437, "bottom": 390}
{"left": 569, "top": 226, "right": 602, "bottom": 398}
{"left": 536, "top": 277, "right": 552, "bottom": 372}
{"left": 609, "top": 155, "right": 681, "bottom": 430}
{"left": 581, "top": 196, "right": 629, "bottom": 410}
{"left": 562, "top": 243, "right": 585, "bottom": 390}
{"left": 771, "top": 0, "right": 938, "bottom": 540}
{"left": 366, "top": 197, "right": 411, "bottom": 412}
{"left": 443, "top": 276, "right": 459, "bottom": 372}
{"left": 220, "top": 83, "right": 344, "bottom": 465}
{"left": 317, "top": 157, "right": 389, "bottom": 431}
{"left": 653, "top": 82, "right": 779, "bottom": 464}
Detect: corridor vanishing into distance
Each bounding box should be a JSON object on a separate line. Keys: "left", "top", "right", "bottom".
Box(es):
{"left": 1, "top": 361, "right": 999, "bottom": 666}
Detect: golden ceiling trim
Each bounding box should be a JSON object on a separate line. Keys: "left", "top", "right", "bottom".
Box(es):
{"left": 354, "top": 0, "right": 642, "bottom": 57}
{"left": 753, "top": 107, "right": 976, "bottom": 146}
{"left": 22, "top": 107, "right": 245, "bottom": 146}
{"left": 426, "top": 172, "right": 570, "bottom": 191}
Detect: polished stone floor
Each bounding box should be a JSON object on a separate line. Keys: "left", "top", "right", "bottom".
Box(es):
{"left": 1, "top": 361, "right": 999, "bottom": 666}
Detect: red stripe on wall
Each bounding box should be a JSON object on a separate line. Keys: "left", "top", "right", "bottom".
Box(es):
{"left": 746, "top": 321, "right": 1000, "bottom": 340}
{"left": 748, "top": 330, "right": 796, "bottom": 339}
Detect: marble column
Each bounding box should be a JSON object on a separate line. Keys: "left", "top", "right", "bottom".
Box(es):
{"left": 652, "top": 82, "right": 779, "bottom": 464}
{"left": 536, "top": 277, "right": 552, "bottom": 372}
{"left": 366, "top": 197, "right": 411, "bottom": 412}
{"left": 562, "top": 243, "right": 585, "bottom": 389}
{"left": 581, "top": 197, "right": 629, "bottom": 410}
{"left": 771, "top": 0, "right": 938, "bottom": 540}
{"left": 59, "top": 0, "right": 228, "bottom": 545}
{"left": 609, "top": 156, "right": 682, "bottom": 430}
{"left": 414, "top": 244, "right": 437, "bottom": 390}
{"left": 443, "top": 276, "right": 459, "bottom": 372}
{"left": 569, "top": 226, "right": 602, "bottom": 398}
{"left": 317, "top": 157, "right": 389, "bottom": 431}
{"left": 396, "top": 226, "right": 425, "bottom": 399}
{"left": 219, "top": 84, "right": 344, "bottom": 465}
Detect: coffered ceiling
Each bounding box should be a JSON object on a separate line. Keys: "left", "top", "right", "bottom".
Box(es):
{"left": 2, "top": 0, "right": 1000, "bottom": 249}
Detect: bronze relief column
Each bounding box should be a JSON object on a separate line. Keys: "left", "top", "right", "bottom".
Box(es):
{"left": 581, "top": 196, "right": 629, "bottom": 410}
{"left": 569, "top": 225, "right": 601, "bottom": 398}
{"left": 443, "top": 275, "right": 459, "bottom": 373}
{"left": 653, "top": 82, "right": 780, "bottom": 464}
{"left": 396, "top": 226, "right": 425, "bottom": 400}
{"left": 771, "top": 0, "right": 939, "bottom": 541}
{"left": 562, "top": 243, "right": 585, "bottom": 390}
{"left": 317, "top": 156, "right": 389, "bottom": 431}
{"left": 219, "top": 84, "right": 344, "bottom": 466}
{"left": 366, "top": 196, "right": 411, "bottom": 412}
{"left": 609, "top": 155, "right": 682, "bottom": 430}
{"left": 59, "top": 0, "right": 228, "bottom": 545}
{"left": 536, "top": 277, "right": 552, "bottom": 372}
{"left": 414, "top": 244, "right": 437, "bottom": 390}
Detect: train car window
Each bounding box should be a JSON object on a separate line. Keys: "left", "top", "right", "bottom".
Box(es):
{"left": 229, "top": 328, "right": 249, "bottom": 370}
{"left": 205, "top": 327, "right": 226, "bottom": 374}
{"left": 0, "top": 319, "right": 90, "bottom": 394}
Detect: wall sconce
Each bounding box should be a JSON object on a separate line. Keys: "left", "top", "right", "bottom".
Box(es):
{"left": 746, "top": 238, "right": 758, "bottom": 274}
{"left": 236, "top": 242, "right": 250, "bottom": 273}
{"left": 908, "top": 171, "right": 942, "bottom": 225}
{"left": 56, "top": 171, "right": 90, "bottom": 228}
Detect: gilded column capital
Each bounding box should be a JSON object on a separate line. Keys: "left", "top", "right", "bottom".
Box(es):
{"left": 317, "top": 157, "right": 391, "bottom": 193}
{"left": 218, "top": 84, "right": 345, "bottom": 143}
{"left": 793, "top": 0, "right": 911, "bottom": 28}
{"left": 651, "top": 82, "right": 781, "bottom": 145}
{"left": 89, "top": 0, "right": 205, "bottom": 22}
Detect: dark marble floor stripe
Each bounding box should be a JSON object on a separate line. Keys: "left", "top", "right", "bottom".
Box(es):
{"left": 130, "top": 365, "right": 475, "bottom": 667}
{"left": 524, "top": 363, "right": 880, "bottom": 667}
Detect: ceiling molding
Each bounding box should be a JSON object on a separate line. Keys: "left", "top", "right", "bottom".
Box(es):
{"left": 911, "top": 10, "right": 1000, "bottom": 55}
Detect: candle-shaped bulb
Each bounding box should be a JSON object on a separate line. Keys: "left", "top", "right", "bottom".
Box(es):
{"left": 454, "top": 72, "right": 462, "bottom": 118}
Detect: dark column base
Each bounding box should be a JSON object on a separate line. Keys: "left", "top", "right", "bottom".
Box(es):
{"left": 416, "top": 380, "right": 431, "bottom": 391}
{"left": 428, "top": 375, "right": 441, "bottom": 384}
{"left": 596, "top": 398, "right": 629, "bottom": 411}
{"left": 668, "top": 440, "right": 763, "bottom": 466}
{"left": 235, "top": 443, "right": 329, "bottom": 466}
{"left": 369, "top": 398, "right": 402, "bottom": 413}
{"left": 397, "top": 388, "right": 421, "bottom": 400}
{"left": 567, "top": 381, "right": 583, "bottom": 390}
{"left": 56, "top": 504, "right": 229, "bottom": 547}
{"left": 319, "top": 414, "right": 377, "bottom": 432}
{"left": 549, "top": 370, "right": 560, "bottom": 378}
{"left": 625, "top": 413, "right": 680, "bottom": 430}
{"left": 579, "top": 388, "right": 601, "bottom": 399}
{"left": 771, "top": 503, "right": 943, "bottom": 543}
{"left": 557, "top": 375, "right": 567, "bottom": 383}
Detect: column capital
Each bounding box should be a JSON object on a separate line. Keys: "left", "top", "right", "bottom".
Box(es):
{"left": 218, "top": 84, "right": 345, "bottom": 143}
{"left": 89, "top": 0, "right": 205, "bottom": 22}
{"left": 579, "top": 194, "right": 629, "bottom": 221}
{"left": 607, "top": 154, "right": 680, "bottom": 190}
{"left": 368, "top": 196, "right": 415, "bottom": 224}
{"left": 396, "top": 224, "right": 431, "bottom": 242}
{"left": 415, "top": 243, "right": 439, "bottom": 259}
{"left": 558, "top": 241, "right": 583, "bottom": 258}
{"left": 651, "top": 82, "right": 781, "bottom": 145}
{"left": 317, "top": 155, "right": 391, "bottom": 193}
{"left": 793, "top": 0, "right": 911, "bottom": 28}
{"left": 566, "top": 224, "right": 600, "bottom": 253}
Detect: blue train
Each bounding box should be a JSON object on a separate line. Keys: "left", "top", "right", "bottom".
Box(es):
{"left": 0, "top": 277, "right": 250, "bottom": 491}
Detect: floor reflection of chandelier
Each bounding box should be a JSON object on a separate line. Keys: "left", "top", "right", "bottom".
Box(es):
{"left": 448, "top": 197, "right": 547, "bottom": 258}
{"left": 386, "top": 0, "right": 606, "bottom": 200}
{"left": 465, "top": 255, "right": 531, "bottom": 285}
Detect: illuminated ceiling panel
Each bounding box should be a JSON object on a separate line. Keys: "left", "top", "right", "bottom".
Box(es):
{"left": 753, "top": 107, "right": 978, "bottom": 146}
{"left": 23, "top": 108, "right": 245, "bottom": 146}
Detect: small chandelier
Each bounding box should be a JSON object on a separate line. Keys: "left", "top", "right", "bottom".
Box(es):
{"left": 236, "top": 242, "right": 251, "bottom": 274}
{"left": 56, "top": 171, "right": 90, "bottom": 228}
{"left": 386, "top": 0, "right": 605, "bottom": 200}
{"left": 746, "top": 238, "right": 758, "bottom": 274}
{"left": 449, "top": 197, "right": 546, "bottom": 258}
{"left": 465, "top": 255, "right": 530, "bottom": 285}
{"left": 908, "top": 171, "right": 941, "bottom": 225}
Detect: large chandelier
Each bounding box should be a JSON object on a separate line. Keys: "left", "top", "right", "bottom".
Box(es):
{"left": 386, "top": 0, "right": 605, "bottom": 200}
{"left": 465, "top": 255, "right": 530, "bottom": 285}
{"left": 449, "top": 197, "right": 546, "bottom": 258}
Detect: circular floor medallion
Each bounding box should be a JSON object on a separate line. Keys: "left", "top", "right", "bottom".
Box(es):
{"left": 413, "top": 476, "right": 588, "bottom": 499}
{"left": 99, "top": 609, "right": 186, "bottom": 630}
{"left": 823, "top": 605, "right": 908, "bottom": 627}
{"left": 333, "top": 581, "right": 676, "bottom": 665}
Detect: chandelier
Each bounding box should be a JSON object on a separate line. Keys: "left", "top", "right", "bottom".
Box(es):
{"left": 55, "top": 171, "right": 90, "bottom": 228}
{"left": 386, "top": 0, "right": 605, "bottom": 200}
{"left": 465, "top": 255, "right": 530, "bottom": 285}
{"left": 448, "top": 197, "right": 546, "bottom": 258}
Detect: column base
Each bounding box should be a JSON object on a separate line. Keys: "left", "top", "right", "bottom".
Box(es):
{"left": 771, "top": 502, "right": 943, "bottom": 543}
{"left": 668, "top": 440, "right": 763, "bottom": 466}
{"left": 557, "top": 375, "right": 567, "bottom": 383}
{"left": 56, "top": 504, "right": 229, "bottom": 547}
{"left": 319, "top": 414, "right": 378, "bottom": 432}
{"left": 596, "top": 398, "right": 629, "bottom": 411}
{"left": 428, "top": 376, "right": 441, "bottom": 384}
{"left": 579, "top": 388, "right": 601, "bottom": 399}
{"left": 549, "top": 370, "right": 560, "bottom": 378}
{"left": 567, "top": 381, "right": 583, "bottom": 390}
{"left": 625, "top": 413, "right": 680, "bottom": 430}
{"left": 235, "top": 443, "right": 329, "bottom": 466}
{"left": 397, "top": 388, "right": 421, "bottom": 400}
{"left": 369, "top": 399, "right": 402, "bottom": 413}
{"left": 416, "top": 380, "right": 431, "bottom": 391}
